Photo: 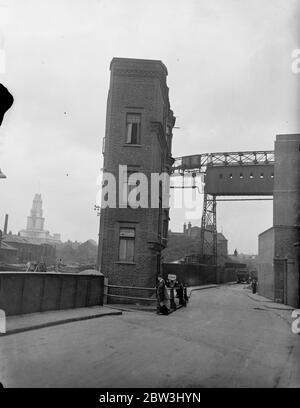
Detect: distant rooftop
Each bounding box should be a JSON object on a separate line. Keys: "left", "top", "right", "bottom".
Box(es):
{"left": 3, "top": 234, "right": 52, "bottom": 246}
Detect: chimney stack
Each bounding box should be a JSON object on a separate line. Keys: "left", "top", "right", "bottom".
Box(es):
{"left": 3, "top": 214, "right": 8, "bottom": 235}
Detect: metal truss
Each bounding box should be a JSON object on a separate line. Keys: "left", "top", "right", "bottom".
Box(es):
{"left": 200, "top": 193, "right": 217, "bottom": 265}
{"left": 172, "top": 150, "right": 274, "bottom": 175}
{"left": 171, "top": 150, "right": 275, "bottom": 265}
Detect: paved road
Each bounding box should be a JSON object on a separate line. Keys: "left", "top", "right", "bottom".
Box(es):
{"left": 0, "top": 285, "right": 299, "bottom": 387}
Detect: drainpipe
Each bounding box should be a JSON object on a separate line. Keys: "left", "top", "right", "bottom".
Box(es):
{"left": 294, "top": 235, "right": 300, "bottom": 308}
{"left": 3, "top": 214, "right": 8, "bottom": 235}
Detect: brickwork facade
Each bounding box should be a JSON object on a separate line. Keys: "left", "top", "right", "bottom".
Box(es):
{"left": 258, "top": 227, "right": 275, "bottom": 300}
{"left": 99, "top": 58, "right": 175, "bottom": 296}
{"left": 258, "top": 134, "right": 300, "bottom": 308}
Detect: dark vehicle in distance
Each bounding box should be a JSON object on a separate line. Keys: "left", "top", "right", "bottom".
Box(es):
{"left": 236, "top": 269, "right": 250, "bottom": 284}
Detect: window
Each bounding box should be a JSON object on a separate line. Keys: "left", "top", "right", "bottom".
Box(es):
{"left": 120, "top": 172, "right": 140, "bottom": 207}
{"left": 126, "top": 113, "right": 141, "bottom": 144}
{"left": 128, "top": 172, "right": 139, "bottom": 194}
{"left": 119, "top": 228, "right": 135, "bottom": 262}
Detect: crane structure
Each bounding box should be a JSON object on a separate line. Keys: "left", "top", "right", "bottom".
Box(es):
{"left": 171, "top": 150, "right": 275, "bottom": 265}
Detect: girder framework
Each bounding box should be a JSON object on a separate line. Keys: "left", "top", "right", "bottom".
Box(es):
{"left": 171, "top": 150, "right": 275, "bottom": 265}
{"left": 172, "top": 150, "right": 275, "bottom": 175}
{"left": 200, "top": 193, "right": 217, "bottom": 265}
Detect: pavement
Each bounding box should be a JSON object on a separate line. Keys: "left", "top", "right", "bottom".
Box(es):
{"left": 0, "top": 283, "right": 229, "bottom": 335}
{"left": 105, "top": 283, "right": 221, "bottom": 313}
{"left": 247, "top": 291, "right": 294, "bottom": 310}
{"left": 0, "top": 284, "right": 299, "bottom": 388}
{"left": 105, "top": 283, "right": 224, "bottom": 313}
{"left": 107, "top": 303, "right": 156, "bottom": 313}
{"left": 188, "top": 283, "right": 219, "bottom": 293}
{"left": 187, "top": 282, "right": 235, "bottom": 298}
{"left": 1, "top": 306, "right": 122, "bottom": 336}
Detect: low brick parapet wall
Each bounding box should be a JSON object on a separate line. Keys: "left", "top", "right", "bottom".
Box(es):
{"left": 0, "top": 272, "right": 104, "bottom": 316}
{"left": 162, "top": 263, "right": 217, "bottom": 286}
{"left": 162, "top": 263, "right": 238, "bottom": 286}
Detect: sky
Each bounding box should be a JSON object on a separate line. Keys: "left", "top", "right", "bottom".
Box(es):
{"left": 0, "top": 0, "right": 299, "bottom": 253}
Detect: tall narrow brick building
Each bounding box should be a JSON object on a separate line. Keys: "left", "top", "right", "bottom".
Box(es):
{"left": 99, "top": 58, "right": 175, "bottom": 297}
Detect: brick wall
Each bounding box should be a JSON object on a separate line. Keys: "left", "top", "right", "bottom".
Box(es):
{"left": 0, "top": 273, "right": 104, "bottom": 316}
{"left": 162, "top": 263, "right": 217, "bottom": 286}
{"left": 99, "top": 58, "right": 175, "bottom": 300}
{"left": 273, "top": 134, "right": 300, "bottom": 307}
{"left": 258, "top": 227, "right": 275, "bottom": 300}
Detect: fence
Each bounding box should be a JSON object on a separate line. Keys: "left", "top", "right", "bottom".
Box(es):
{"left": 0, "top": 272, "right": 104, "bottom": 316}
{"left": 105, "top": 283, "right": 157, "bottom": 305}
{"left": 105, "top": 283, "right": 186, "bottom": 311}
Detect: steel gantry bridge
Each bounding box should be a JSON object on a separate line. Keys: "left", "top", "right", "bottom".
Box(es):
{"left": 171, "top": 150, "right": 275, "bottom": 265}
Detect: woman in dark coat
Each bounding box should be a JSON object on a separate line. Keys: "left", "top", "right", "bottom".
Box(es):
{"left": 156, "top": 276, "right": 170, "bottom": 315}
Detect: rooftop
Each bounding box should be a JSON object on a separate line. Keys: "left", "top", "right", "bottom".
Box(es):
{"left": 110, "top": 57, "right": 168, "bottom": 75}
{"left": 3, "top": 234, "right": 53, "bottom": 246}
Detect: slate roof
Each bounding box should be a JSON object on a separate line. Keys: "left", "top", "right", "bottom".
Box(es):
{"left": 0, "top": 241, "right": 18, "bottom": 251}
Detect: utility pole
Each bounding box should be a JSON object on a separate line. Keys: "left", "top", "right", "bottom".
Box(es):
{"left": 0, "top": 171, "right": 6, "bottom": 259}
{"left": 94, "top": 205, "right": 101, "bottom": 271}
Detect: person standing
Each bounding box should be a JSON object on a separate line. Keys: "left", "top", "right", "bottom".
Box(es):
{"left": 252, "top": 277, "right": 257, "bottom": 294}
{"left": 157, "top": 276, "right": 170, "bottom": 315}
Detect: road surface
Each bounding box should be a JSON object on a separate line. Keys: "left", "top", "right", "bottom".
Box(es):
{"left": 0, "top": 285, "right": 299, "bottom": 387}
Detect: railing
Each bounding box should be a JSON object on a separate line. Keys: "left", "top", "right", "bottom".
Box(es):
{"left": 105, "top": 283, "right": 188, "bottom": 311}
{"left": 105, "top": 284, "right": 157, "bottom": 303}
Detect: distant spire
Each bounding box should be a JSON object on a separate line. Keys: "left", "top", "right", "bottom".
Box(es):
{"left": 26, "top": 193, "right": 45, "bottom": 231}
